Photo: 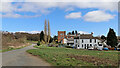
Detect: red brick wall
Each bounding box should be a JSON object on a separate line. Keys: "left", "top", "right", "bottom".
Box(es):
{"left": 58, "top": 31, "right": 66, "bottom": 43}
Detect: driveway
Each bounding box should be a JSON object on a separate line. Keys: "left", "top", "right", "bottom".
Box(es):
{"left": 2, "top": 44, "right": 51, "bottom": 66}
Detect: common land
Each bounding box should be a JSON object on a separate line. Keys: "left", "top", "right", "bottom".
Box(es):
{"left": 27, "top": 45, "right": 119, "bottom": 66}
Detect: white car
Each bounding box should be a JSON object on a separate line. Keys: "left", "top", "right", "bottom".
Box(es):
{"left": 97, "top": 44, "right": 103, "bottom": 50}
{"left": 88, "top": 47, "right": 94, "bottom": 50}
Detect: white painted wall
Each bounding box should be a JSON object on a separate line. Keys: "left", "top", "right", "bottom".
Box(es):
{"left": 74, "top": 39, "right": 102, "bottom": 49}
{"left": 63, "top": 38, "right": 67, "bottom": 44}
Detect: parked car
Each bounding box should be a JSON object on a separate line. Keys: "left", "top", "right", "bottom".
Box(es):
{"left": 109, "top": 48, "right": 115, "bottom": 50}
{"left": 117, "top": 48, "right": 120, "bottom": 51}
{"left": 97, "top": 44, "right": 103, "bottom": 50}
{"left": 103, "top": 47, "right": 109, "bottom": 50}
{"left": 88, "top": 47, "right": 94, "bottom": 50}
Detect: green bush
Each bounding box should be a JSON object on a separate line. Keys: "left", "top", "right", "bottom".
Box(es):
{"left": 65, "top": 46, "right": 73, "bottom": 48}
{"left": 37, "top": 41, "right": 40, "bottom": 46}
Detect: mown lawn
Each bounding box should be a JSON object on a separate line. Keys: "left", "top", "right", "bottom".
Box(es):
{"left": 27, "top": 45, "right": 119, "bottom": 66}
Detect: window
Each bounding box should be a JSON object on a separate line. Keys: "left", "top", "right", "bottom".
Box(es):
{"left": 61, "top": 37, "right": 63, "bottom": 39}
{"left": 87, "top": 44, "right": 89, "bottom": 46}
{"left": 87, "top": 44, "right": 89, "bottom": 49}
{"left": 99, "top": 44, "right": 102, "bottom": 46}
{"left": 82, "top": 44, "right": 83, "bottom": 47}
{"left": 60, "top": 34, "right": 63, "bottom": 35}
{"left": 82, "top": 39, "right": 84, "bottom": 43}
{"left": 90, "top": 44, "right": 92, "bottom": 46}
{"left": 78, "top": 45, "right": 79, "bottom": 47}
{"left": 90, "top": 39, "right": 92, "bottom": 43}
{"left": 75, "top": 44, "right": 77, "bottom": 47}
{"left": 85, "top": 44, "right": 86, "bottom": 49}
{"left": 95, "top": 39, "right": 96, "bottom": 43}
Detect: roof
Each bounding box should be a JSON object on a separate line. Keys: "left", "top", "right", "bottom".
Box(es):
{"left": 80, "top": 34, "right": 93, "bottom": 39}
{"left": 74, "top": 34, "right": 101, "bottom": 40}
{"left": 67, "top": 38, "right": 74, "bottom": 41}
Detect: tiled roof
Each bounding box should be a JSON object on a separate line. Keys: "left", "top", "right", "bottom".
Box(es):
{"left": 67, "top": 38, "right": 74, "bottom": 41}
{"left": 80, "top": 34, "right": 93, "bottom": 39}
{"left": 74, "top": 34, "right": 101, "bottom": 40}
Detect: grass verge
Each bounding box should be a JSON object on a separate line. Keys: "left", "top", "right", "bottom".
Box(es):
{"left": 27, "top": 45, "right": 119, "bottom": 66}
{"left": 1, "top": 43, "right": 32, "bottom": 52}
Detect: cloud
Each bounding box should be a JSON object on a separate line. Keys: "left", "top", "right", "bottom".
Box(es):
{"left": 83, "top": 10, "right": 115, "bottom": 22}
{"left": 65, "top": 8, "right": 74, "bottom": 12}
{"left": 65, "top": 12, "right": 82, "bottom": 19}
{"left": 2, "top": 0, "right": 119, "bottom": 2}
{"left": 0, "top": 1, "right": 118, "bottom": 18}
{"left": 78, "top": 31, "right": 89, "bottom": 34}
{"left": 18, "top": 31, "right": 41, "bottom": 34}
{"left": 0, "top": 13, "right": 41, "bottom": 18}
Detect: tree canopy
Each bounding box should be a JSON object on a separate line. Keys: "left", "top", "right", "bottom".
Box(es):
{"left": 107, "top": 28, "right": 118, "bottom": 47}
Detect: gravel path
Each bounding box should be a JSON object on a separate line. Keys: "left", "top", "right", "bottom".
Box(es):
{"left": 2, "top": 44, "right": 51, "bottom": 66}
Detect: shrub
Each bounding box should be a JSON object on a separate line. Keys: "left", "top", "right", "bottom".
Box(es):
{"left": 37, "top": 41, "right": 40, "bottom": 46}
{"left": 65, "top": 46, "right": 73, "bottom": 48}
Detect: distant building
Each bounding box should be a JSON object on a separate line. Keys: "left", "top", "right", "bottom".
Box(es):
{"left": 74, "top": 34, "right": 102, "bottom": 49}
{"left": 58, "top": 31, "right": 103, "bottom": 49}
{"left": 58, "top": 31, "right": 66, "bottom": 43}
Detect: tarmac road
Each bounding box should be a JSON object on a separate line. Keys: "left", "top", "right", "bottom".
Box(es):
{"left": 2, "top": 44, "right": 51, "bottom": 66}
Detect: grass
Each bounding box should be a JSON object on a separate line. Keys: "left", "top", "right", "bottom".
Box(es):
{"left": 27, "top": 45, "right": 119, "bottom": 66}
{"left": 1, "top": 43, "right": 32, "bottom": 52}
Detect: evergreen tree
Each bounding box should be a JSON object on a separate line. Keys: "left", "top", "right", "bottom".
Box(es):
{"left": 49, "top": 36, "right": 53, "bottom": 43}
{"left": 44, "top": 19, "right": 47, "bottom": 43}
{"left": 101, "top": 35, "right": 106, "bottom": 40}
{"left": 48, "top": 20, "right": 50, "bottom": 43}
{"left": 72, "top": 31, "right": 74, "bottom": 35}
{"left": 107, "top": 28, "right": 118, "bottom": 47}
{"left": 75, "top": 30, "right": 77, "bottom": 35}
{"left": 53, "top": 35, "right": 58, "bottom": 41}
{"left": 40, "top": 31, "right": 44, "bottom": 41}
{"left": 53, "top": 35, "right": 58, "bottom": 43}
{"left": 68, "top": 32, "right": 71, "bottom": 35}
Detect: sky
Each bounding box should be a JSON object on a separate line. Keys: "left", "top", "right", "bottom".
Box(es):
{"left": 0, "top": 0, "right": 119, "bottom": 36}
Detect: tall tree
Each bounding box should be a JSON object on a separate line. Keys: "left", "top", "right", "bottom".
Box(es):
{"left": 53, "top": 35, "right": 58, "bottom": 43}
{"left": 40, "top": 31, "right": 44, "bottom": 41}
{"left": 49, "top": 36, "right": 53, "bottom": 43}
{"left": 75, "top": 30, "right": 77, "bottom": 35}
{"left": 72, "top": 31, "right": 74, "bottom": 35}
{"left": 44, "top": 19, "right": 47, "bottom": 43}
{"left": 53, "top": 35, "right": 58, "bottom": 41}
{"left": 107, "top": 28, "right": 118, "bottom": 47}
{"left": 68, "top": 32, "right": 71, "bottom": 35}
{"left": 48, "top": 20, "right": 50, "bottom": 43}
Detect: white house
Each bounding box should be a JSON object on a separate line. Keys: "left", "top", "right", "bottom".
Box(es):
{"left": 63, "top": 38, "right": 67, "bottom": 44}
{"left": 73, "top": 34, "right": 103, "bottom": 49}
{"left": 66, "top": 38, "right": 74, "bottom": 46}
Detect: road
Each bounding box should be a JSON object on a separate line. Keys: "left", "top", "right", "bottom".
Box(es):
{"left": 2, "top": 44, "right": 51, "bottom": 66}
